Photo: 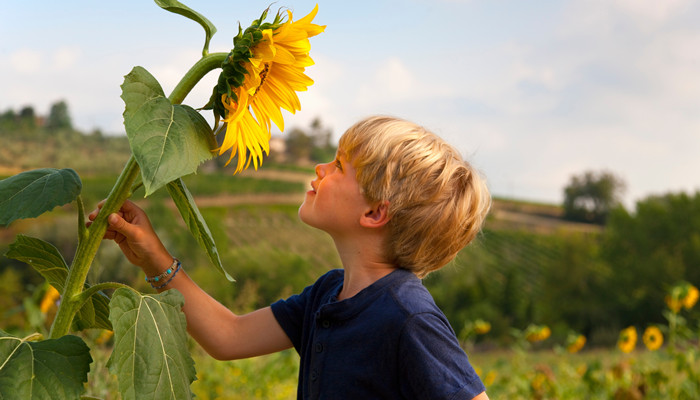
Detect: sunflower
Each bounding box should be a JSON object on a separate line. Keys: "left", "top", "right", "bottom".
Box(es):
{"left": 212, "top": 5, "right": 325, "bottom": 173}
{"left": 474, "top": 319, "right": 491, "bottom": 335}
{"left": 525, "top": 324, "right": 551, "bottom": 343}
{"left": 566, "top": 333, "right": 586, "bottom": 354}
{"left": 666, "top": 282, "right": 700, "bottom": 313}
{"left": 642, "top": 326, "right": 663, "bottom": 351}
{"left": 665, "top": 294, "right": 683, "bottom": 313}
{"left": 618, "top": 326, "right": 637, "bottom": 353}
{"left": 683, "top": 284, "right": 699, "bottom": 310}
{"left": 40, "top": 285, "right": 61, "bottom": 314}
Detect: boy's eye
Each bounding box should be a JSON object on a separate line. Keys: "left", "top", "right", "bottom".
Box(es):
{"left": 335, "top": 159, "right": 342, "bottom": 170}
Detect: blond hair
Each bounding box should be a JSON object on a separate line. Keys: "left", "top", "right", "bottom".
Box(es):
{"left": 339, "top": 116, "right": 491, "bottom": 278}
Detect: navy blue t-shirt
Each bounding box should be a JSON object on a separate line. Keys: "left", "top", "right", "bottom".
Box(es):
{"left": 270, "top": 268, "right": 486, "bottom": 399}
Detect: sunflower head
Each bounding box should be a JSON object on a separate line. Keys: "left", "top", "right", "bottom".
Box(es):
{"left": 566, "top": 333, "right": 586, "bottom": 354}
{"left": 618, "top": 326, "right": 637, "bottom": 353}
{"left": 525, "top": 324, "right": 551, "bottom": 343}
{"left": 666, "top": 282, "right": 700, "bottom": 313}
{"left": 642, "top": 326, "right": 663, "bottom": 351}
{"left": 205, "top": 5, "right": 325, "bottom": 173}
{"left": 207, "top": 8, "right": 286, "bottom": 122}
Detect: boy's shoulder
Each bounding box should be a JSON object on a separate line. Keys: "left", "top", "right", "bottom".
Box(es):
{"left": 383, "top": 269, "right": 442, "bottom": 316}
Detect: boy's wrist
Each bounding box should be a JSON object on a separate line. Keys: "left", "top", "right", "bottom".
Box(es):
{"left": 143, "top": 253, "right": 176, "bottom": 276}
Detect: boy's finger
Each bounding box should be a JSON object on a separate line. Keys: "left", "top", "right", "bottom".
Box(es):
{"left": 107, "top": 213, "right": 137, "bottom": 238}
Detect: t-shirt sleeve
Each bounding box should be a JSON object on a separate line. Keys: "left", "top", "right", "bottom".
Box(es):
{"left": 270, "top": 286, "right": 310, "bottom": 352}
{"left": 398, "top": 312, "right": 486, "bottom": 400}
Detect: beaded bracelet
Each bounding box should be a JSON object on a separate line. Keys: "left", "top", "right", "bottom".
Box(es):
{"left": 145, "top": 258, "right": 180, "bottom": 288}
{"left": 150, "top": 261, "right": 181, "bottom": 290}
{"left": 145, "top": 258, "right": 179, "bottom": 283}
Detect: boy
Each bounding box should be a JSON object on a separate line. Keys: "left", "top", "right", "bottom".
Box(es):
{"left": 90, "top": 116, "right": 491, "bottom": 399}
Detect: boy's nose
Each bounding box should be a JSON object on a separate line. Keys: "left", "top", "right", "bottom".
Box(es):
{"left": 315, "top": 162, "right": 331, "bottom": 179}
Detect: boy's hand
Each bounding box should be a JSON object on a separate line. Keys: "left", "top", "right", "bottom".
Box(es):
{"left": 87, "top": 200, "right": 173, "bottom": 273}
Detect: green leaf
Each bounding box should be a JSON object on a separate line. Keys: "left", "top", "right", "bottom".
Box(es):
{"left": 121, "top": 66, "right": 215, "bottom": 197}
{"left": 0, "top": 168, "right": 81, "bottom": 226}
{"left": 166, "top": 178, "right": 234, "bottom": 281}
{"left": 154, "top": 0, "right": 217, "bottom": 56}
{"left": 0, "top": 330, "right": 92, "bottom": 400}
{"left": 107, "top": 288, "right": 196, "bottom": 400}
{"left": 5, "top": 235, "right": 112, "bottom": 331}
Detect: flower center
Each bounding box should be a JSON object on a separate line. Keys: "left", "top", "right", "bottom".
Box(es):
{"left": 255, "top": 63, "right": 271, "bottom": 95}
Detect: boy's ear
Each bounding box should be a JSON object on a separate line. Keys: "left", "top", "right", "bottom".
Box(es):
{"left": 360, "top": 201, "right": 390, "bottom": 229}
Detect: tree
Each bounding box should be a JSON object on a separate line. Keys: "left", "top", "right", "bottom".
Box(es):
{"left": 46, "top": 100, "right": 73, "bottom": 131}
{"left": 285, "top": 117, "right": 336, "bottom": 164}
{"left": 18, "top": 106, "right": 37, "bottom": 131}
{"left": 563, "top": 170, "right": 626, "bottom": 224}
{"left": 601, "top": 191, "right": 700, "bottom": 327}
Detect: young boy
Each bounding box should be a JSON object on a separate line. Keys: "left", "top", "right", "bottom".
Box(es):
{"left": 90, "top": 116, "right": 491, "bottom": 399}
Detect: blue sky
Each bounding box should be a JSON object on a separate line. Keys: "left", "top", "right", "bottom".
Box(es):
{"left": 2, "top": 0, "right": 699, "bottom": 207}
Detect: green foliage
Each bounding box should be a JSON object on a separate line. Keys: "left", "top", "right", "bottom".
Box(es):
{"left": 108, "top": 288, "right": 196, "bottom": 400}
{"left": 154, "top": 0, "right": 217, "bottom": 56}
{"left": 602, "top": 191, "right": 700, "bottom": 327}
{"left": 0, "top": 168, "right": 82, "bottom": 226}
{"left": 166, "top": 178, "right": 232, "bottom": 281}
{"left": 45, "top": 100, "right": 72, "bottom": 131}
{"left": 121, "top": 66, "right": 216, "bottom": 196}
{"left": 563, "top": 170, "right": 626, "bottom": 224}
{"left": 5, "top": 235, "right": 112, "bottom": 331}
{"left": 0, "top": 331, "right": 92, "bottom": 400}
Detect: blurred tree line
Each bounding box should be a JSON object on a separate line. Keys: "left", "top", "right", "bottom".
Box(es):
{"left": 1, "top": 101, "right": 334, "bottom": 175}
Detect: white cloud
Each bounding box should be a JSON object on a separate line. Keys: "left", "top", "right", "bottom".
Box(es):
{"left": 52, "top": 47, "right": 82, "bottom": 70}
{"left": 10, "top": 49, "right": 42, "bottom": 74}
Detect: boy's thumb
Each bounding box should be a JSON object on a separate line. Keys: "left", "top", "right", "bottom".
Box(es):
{"left": 108, "top": 213, "right": 131, "bottom": 235}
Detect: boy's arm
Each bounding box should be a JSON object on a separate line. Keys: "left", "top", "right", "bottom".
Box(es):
{"left": 89, "top": 200, "right": 293, "bottom": 360}
{"left": 472, "top": 392, "right": 489, "bottom": 400}
{"left": 160, "top": 269, "right": 292, "bottom": 360}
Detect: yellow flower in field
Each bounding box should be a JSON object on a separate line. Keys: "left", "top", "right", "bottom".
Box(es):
{"left": 665, "top": 294, "right": 682, "bottom": 313}
{"left": 683, "top": 284, "right": 699, "bottom": 310}
{"left": 618, "top": 326, "right": 637, "bottom": 353}
{"left": 95, "top": 330, "right": 114, "bottom": 345}
{"left": 213, "top": 5, "right": 325, "bottom": 173}
{"left": 39, "top": 285, "right": 60, "bottom": 314}
{"left": 525, "top": 324, "right": 551, "bottom": 343}
{"left": 666, "top": 282, "right": 699, "bottom": 313}
{"left": 566, "top": 333, "right": 586, "bottom": 354}
{"left": 642, "top": 326, "right": 663, "bottom": 351}
{"left": 474, "top": 319, "right": 491, "bottom": 335}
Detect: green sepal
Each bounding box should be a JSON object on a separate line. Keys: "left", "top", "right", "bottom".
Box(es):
{"left": 154, "top": 0, "right": 217, "bottom": 56}
{"left": 0, "top": 168, "right": 81, "bottom": 226}
{"left": 5, "top": 235, "right": 112, "bottom": 331}
{"left": 107, "top": 288, "right": 196, "bottom": 400}
{"left": 0, "top": 330, "right": 92, "bottom": 400}
{"left": 166, "top": 178, "right": 234, "bottom": 281}
{"left": 120, "top": 66, "right": 215, "bottom": 196}
{"left": 207, "top": 7, "right": 287, "bottom": 123}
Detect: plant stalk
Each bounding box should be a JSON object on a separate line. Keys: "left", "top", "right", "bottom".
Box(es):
{"left": 50, "top": 157, "right": 140, "bottom": 338}
{"left": 168, "top": 52, "right": 227, "bottom": 105}
{"left": 48, "top": 52, "right": 227, "bottom": 339}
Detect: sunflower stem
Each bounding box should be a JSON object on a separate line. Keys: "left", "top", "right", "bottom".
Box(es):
{"left": 168, "top": 52, "right": 228, "bottom": 105}
{"left": 49, "top": 156, "right": 141, "bottom": 339}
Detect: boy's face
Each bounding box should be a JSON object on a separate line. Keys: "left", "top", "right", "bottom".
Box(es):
{"left": 298, "top": 150, "right": 371, "bottom": 236}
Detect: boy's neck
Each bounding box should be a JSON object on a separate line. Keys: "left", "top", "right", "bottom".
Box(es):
{"left": 338, "top": 264, "right": 396, "bottom": 301}
{"left": 334, "top": 238, "right": 396, "bottom": 300}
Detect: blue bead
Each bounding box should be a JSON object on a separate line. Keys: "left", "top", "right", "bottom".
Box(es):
{"left": 145, "top": 277, "right": 148, "bottom": 282}
{"left": 155, "top": 277, "right": 159, "bottom": 282}
{"left": 167, "top": 268, "right": 172, "bottom": 274}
